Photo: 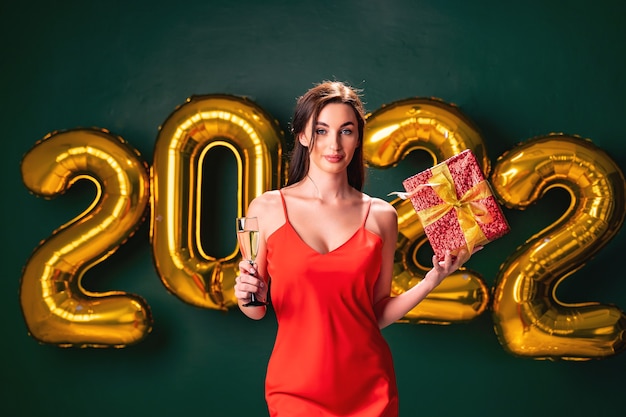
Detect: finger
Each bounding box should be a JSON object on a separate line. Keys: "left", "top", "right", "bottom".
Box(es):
{"left": 234, "top": 282, "right": 255, "bottom": 299}
{"left": 448, "top": 251, "right": 472, "bottom": 272}
{"left": 459, "top": 246, "right": 479, "bottom": 264}
{"left": 472, "top": 245, "right": 484, "bottom": 255}
{"left": 434, "top": 254, "right": 445, "bottom": 269}
{"left": 437, "top": 250, "right": 454, "bottom": 267}
{"left": 239, "top": 261, "right": 257, "bottom": 275}
{"left": 236, "top": 276, "right": 252, "bottom": 296}
{"left": 238, "top": 277, "right": 263, "bottom": 293}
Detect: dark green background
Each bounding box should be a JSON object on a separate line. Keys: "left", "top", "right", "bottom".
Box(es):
{"left": 2, "top": 1, "right": 625, "bottom": 416}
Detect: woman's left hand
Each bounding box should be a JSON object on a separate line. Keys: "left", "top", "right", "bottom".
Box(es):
{"left": 423, "top": 246, "right": 483, "bottom": 290}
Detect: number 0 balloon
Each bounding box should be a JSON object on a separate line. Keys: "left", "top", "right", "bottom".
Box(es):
{"left": 151, "top": 94, "right": 284, "bottom": 309}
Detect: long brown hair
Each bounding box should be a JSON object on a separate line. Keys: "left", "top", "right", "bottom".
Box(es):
{"left": 285, "top": 81, "right": 366, "bottom": 190}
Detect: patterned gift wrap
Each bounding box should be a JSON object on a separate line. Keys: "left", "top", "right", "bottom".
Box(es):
{"left": 401, "top": 149, "right": 510, "bottom": 260}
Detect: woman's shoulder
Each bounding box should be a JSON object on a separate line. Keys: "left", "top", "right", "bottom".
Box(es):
{"left": 367, "top": 195, "right": 397, "bottom": 218}
{"left": 364, "top": 194, "right": 398, "bottom": 237}
{"left": 247, "top": 190, "right": 283, "bottom": 214}
{"left": 246, "top": 190, "right": 286, "bottom": 236}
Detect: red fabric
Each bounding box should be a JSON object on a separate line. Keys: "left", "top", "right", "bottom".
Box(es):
{"left": 265, "top": 191, "right": 398, "bottom": 417}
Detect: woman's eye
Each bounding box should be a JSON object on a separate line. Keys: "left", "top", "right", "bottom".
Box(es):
{"left": 341, "top": 129, "right": 353, "bottom": 135}
{"left": 315, "top": 128, "right": 327, "bottom": 135}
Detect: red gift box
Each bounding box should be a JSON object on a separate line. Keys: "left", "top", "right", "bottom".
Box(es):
{"left": 400, "top": 149, "right": 510, "bottom": 260}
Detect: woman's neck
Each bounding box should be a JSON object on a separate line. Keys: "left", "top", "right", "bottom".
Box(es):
{"left": 305, "top": 173, "right": 353, "bottom": 201}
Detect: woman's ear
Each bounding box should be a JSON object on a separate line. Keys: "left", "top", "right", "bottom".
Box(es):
{"left": 298, "top": 133, "right": 310, "bottom": 147}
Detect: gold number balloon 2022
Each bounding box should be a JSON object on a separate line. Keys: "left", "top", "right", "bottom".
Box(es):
{"left": 491, "top": 134, "right": 626, "bottom": 360}
{"left": 20, "top": 128, "right": 152, "bottom": 347}
{"left": 19, "top": 98, "right": 626, "bottom": 358}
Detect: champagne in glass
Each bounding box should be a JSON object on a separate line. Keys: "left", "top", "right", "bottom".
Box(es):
{"left": 236, "top": 216, "right": 266, "bottom": 307}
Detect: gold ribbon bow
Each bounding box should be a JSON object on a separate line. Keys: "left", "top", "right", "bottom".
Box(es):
{"left": 393, "top": 163, "right": 493, "bottom": 254}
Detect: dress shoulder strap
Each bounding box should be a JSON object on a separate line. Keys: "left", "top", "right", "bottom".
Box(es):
{"left": 362, "top": 196, "right": 372, "bottom": 227}
{"left": 278, "top": 189, "right": 289, "bottom": 221}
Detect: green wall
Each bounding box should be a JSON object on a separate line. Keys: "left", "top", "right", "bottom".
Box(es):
{"left": 2, "top": 1, "right": 625, "bottom": 416}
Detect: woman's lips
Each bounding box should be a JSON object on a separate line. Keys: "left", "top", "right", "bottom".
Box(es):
{"left": 324, "top": 154, "right": 344, "bottom": 163}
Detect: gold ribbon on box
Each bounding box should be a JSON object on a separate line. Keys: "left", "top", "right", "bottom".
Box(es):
{"left": 393, "top": 163, "right": 493, "bottom": 254}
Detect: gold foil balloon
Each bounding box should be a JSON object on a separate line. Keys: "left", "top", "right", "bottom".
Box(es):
{"left": 364, "top": 98, "right": 490, "bottom": 323}
{"left": 491, "top": 134, "right": 626, "bottom": 360}
{"left": 151, "top": 94, "right": 284, "bottom": 309}
{"left": 363, "top": 97, "right": 490, "bottom": 171}
{"left": 20, "top": 128, "right": 152, "bottom": 347}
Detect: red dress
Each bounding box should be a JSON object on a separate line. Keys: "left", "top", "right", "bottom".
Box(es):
{"left": 264, "top": 191, "right": 398, "bottom": 416}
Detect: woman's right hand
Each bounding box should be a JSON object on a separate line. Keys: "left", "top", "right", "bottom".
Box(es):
{"left": 234, "top": 260, "right": 268, "bottom": 306}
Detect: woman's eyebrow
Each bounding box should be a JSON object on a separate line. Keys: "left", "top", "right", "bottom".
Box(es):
{"left": 315, "top": 121, "right": 355, "bottom": 127}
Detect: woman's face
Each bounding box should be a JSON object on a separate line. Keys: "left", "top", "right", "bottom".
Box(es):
{"left": 299, "top": 102, "right": 359, "bottom": 176}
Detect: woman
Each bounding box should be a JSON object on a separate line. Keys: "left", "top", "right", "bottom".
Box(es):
{"left": 234, "top": 81, "right": 474, "bottom": 416}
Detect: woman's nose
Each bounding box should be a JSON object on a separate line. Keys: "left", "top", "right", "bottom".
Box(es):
{"left": 330, "top": 132, "right": 342, "bottom": 150}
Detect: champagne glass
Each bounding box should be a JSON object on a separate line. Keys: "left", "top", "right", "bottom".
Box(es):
{"left": 236, "top": 216, "right": 266, "bottom": 307}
